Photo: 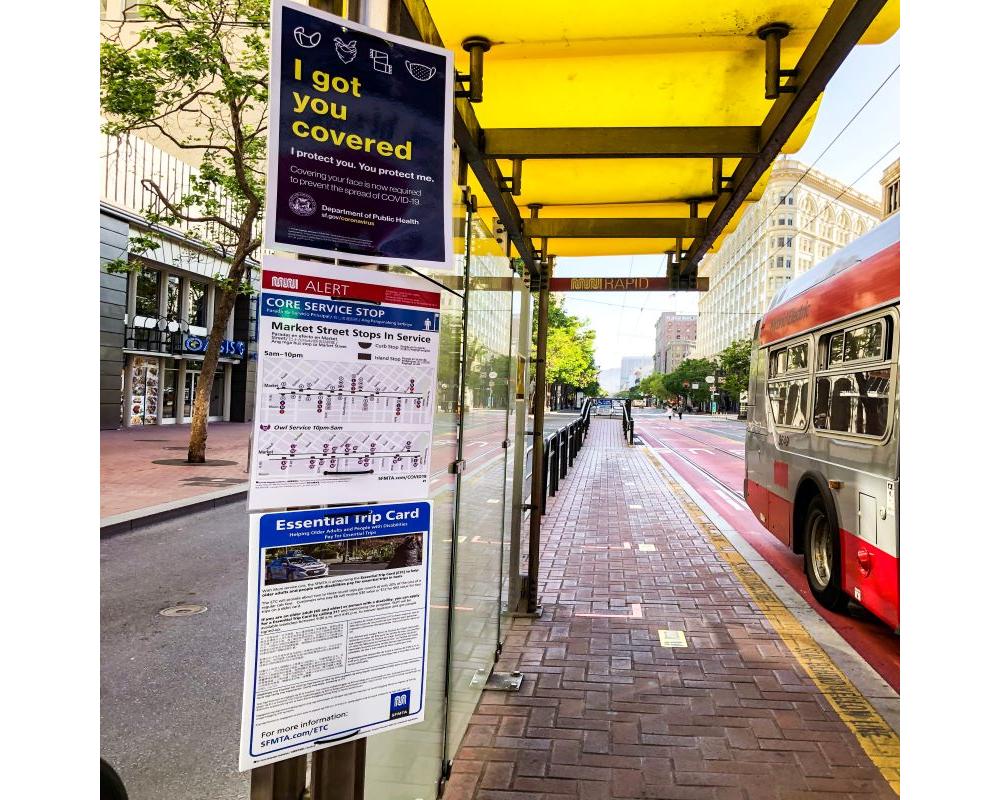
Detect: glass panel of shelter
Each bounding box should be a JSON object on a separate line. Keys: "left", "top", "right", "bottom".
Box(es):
{"left": 446, "top": 213, "right": 513, "bottom": 763}
{"left": 361, "top": 181, "right": 467, "bottom": 799}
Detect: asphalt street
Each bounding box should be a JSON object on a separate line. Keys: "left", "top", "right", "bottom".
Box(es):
{"left": 99, "top": 405, "right": 598, "bottom": 800}
{"left": 101, "top": 503, "right": 250, "bottom": 800}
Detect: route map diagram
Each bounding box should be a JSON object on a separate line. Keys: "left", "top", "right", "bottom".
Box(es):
{"left": 255, "top": 429, "right": 430, "bottom": 479}
{"left": 261, "top": 360, "right": 434, "bottom": 427}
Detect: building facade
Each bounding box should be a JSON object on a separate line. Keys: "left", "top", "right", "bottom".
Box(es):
{"left": 619, "top": 355, "right": 653, "bottom": 391}
{"left": 694, "top": 158, "right": 880, "bottom": 360}
{"left": 653, "top": 312, "right": 697, "bottom": 374}
{"left": 880, "top": 158, "right": 900, "bottom": 219}
{"left": 100, "top": 132, "right": 258, "bottom": 430}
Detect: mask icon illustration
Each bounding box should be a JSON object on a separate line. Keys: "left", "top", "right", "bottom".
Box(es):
{"left": 293, "top": 27, "right": 321, "bottom": 48}
{"left": 405, "top": 62, "right": 436, "bottom": 81}
{"left": 334, "top": 38, "right": 357, "bottom": 63}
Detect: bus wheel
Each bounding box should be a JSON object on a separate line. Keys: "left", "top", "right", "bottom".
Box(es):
{"left": 804, "top": 496, "right": 848, "bottom": 611}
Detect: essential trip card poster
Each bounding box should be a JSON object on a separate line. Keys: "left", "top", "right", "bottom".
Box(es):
{"left": 249, "top": 257, "right": 441, "bottom": 510}
{"left": 266, "top": 0, "right": 454, "bottom": 269}
{"left": 238, "top": 502, "right": 432, "bottom": 770}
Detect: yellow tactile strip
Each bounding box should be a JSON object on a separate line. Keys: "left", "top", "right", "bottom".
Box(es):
{"left": 646, "top": 449, "right": 901, "bottom": 795}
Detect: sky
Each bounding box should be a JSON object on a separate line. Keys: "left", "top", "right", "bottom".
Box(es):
{"left": 556, "top": 32, "right": 900, "bottom": 374}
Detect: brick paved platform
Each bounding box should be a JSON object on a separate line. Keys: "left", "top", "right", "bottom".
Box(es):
{"left": 100, "top": 423, "right": 251, "bottom": 519}
{"left": 444, "top": 419, "right": 897, "bottom": 800}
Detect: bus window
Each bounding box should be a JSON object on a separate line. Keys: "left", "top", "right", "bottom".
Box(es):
{"left": 814, "top": 368, "right": 890, "bottom": 437}
{"left": 768, "top": 379, "right": 809, "bottom": 429}
{"left": 844, "top": 321, "right": 883, "bottom": 362}
{"left": 828, "top": 333, "right": 844, "bottom": 367}
{"left": 769, "top": 348, "right": 788, "bottom": 377}
{"left": 787, "top": 341, "right": 808, "bottom": 371}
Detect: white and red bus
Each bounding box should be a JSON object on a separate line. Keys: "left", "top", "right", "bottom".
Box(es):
{"left": 745, "top": 214, "right": 899, "bottom": 629}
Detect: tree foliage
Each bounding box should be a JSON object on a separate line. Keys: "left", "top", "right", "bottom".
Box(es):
{"left": 717, "top": 338, "right": 753, "bottom": 401}
{"left": 659, "top": 358, "right": 716, "bottom": 404}
{"left": 533, "top": 295, "right": 601, "bottom": 396}
{"left": 101, "top": 1, "right": 269, "bottom": 460}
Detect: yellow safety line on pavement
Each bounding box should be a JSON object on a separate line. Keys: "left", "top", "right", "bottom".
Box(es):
{"left": 642, "top": 450, "right": 900, "bottom": 794}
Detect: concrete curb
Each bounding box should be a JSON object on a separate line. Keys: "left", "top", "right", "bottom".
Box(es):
{"left": 100, "top": 484, "right": 248, "bottom": 538}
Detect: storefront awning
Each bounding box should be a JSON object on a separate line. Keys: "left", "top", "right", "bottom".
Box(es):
{"left": 400, "top": 0, "right": 899, "bottom": 280}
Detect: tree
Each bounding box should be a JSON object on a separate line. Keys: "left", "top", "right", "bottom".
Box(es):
{"left": 101, "top": 1, "right": 268, "bottom": 462}
{"left": 717, "top": 338, "right": 753, "bottom": 405}
{"left": 662, "top": 358, "right": 718, "bottom": 406}
{"left": 531, "top": 295, "right": 601, "bottom": 406}
{"left": 638, "top": 372, "right": 669, "bottom": 404}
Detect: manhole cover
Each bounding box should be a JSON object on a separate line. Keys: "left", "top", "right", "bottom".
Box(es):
{"left": 159, "top": 604, "right": 208, "bottom": 617}
{"left": 151, "top": 458, "right": 238, "bottom": 467}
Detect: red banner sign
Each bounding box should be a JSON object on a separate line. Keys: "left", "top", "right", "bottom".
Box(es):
{"left": 262, "top": 269, "right": 440, "bottom": 308}
{"left": 548, "top": 277, "right": 707, "bottom": 292}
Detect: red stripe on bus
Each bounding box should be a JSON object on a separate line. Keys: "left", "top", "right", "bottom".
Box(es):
{"left": 760, "top": 242, "right": 899, "bottom": 345}
{"left": 773, "top": 461, "right": 789, "bottom": 489}
{"left": 840, "top": 529, "right": 899, "bottom": 629}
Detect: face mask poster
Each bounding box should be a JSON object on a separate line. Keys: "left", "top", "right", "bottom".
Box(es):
{"left": 266, "top": 0, "right": 454, "bottom": 269}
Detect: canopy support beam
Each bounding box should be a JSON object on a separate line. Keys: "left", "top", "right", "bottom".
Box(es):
{"left": 484, "top": 126, "right": 760, "bottom": 159}
{"left": 682, "top": 0, "right": 888, "bottom": 276}
{"left": 523, "top": 217, "right": 705, "bottom": 239}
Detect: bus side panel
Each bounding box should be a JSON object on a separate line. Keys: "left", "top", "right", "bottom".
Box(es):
{"left": 767, "top": 491, "right": 792, "bottom": 545}
{"left": 746, "top": 479, "right": 769, "bottom": 524}
{"left": 841, "top": 529, "right": 900, "bottom": 629}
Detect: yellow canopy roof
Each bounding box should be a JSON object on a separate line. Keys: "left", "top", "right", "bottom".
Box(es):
{"left": 415, "top": 0, "right": 899, "bottom": 264}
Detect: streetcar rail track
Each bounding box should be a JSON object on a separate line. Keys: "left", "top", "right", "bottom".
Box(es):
{"left": 639, "top": 421, "right": 746, "bottom": 462}
{"left": 636, "top": 425, "right": 747, "bottom": 506}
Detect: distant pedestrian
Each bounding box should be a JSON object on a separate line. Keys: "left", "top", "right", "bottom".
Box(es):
{"left": 677, "top": 406, "right": 683, "bottom": 420}
{"left": 668, "top": 406, "right": 674, "bottom": 420}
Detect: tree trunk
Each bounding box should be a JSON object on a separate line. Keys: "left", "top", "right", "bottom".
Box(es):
{"left": 187, "top": 284, "right": 239, "bottom": 463}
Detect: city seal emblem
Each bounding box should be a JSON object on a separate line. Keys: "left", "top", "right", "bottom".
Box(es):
{"left": 288, "top": 192, "right": 317, "bottom": 217}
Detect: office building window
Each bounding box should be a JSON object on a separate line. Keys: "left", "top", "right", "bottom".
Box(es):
{"left": 166, "top": 275, "right": 182, "bottom": 320}
{"left": 189, "top": 281, "right": 208, "bottom": 327}
{"left": 135, "top": 267, "right": 160, "bottom": 317}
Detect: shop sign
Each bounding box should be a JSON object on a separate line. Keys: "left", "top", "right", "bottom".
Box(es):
{"left": 265, "top": 0, "right": 454, "bottom": 269}
{"left": 248, "top": 257, "right": 441, "bottom": 510}
{"left": 182, "top": 335, "right": 247, "bottom": 358}
{"left": 239, "top": 501, "right": 432, "bottom": 770}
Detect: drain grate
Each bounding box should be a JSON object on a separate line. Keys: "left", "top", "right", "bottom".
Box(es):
{"left": 159, "top": 603, "right": 208, "bottom": 617}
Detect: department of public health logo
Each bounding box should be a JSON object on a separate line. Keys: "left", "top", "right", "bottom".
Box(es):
{"left": 288, "top": 192, "right": 317, "bottom": 217}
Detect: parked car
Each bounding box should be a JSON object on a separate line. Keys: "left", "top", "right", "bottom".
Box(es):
{"left": 266, "top": 553, "right": 329, "bottom": 582}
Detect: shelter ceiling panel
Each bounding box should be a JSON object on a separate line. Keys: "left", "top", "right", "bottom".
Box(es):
{"left": 470, "top": 50, "right": 790, "bottom": 129}
{"left": 426, "top": 1, "right": 899, "bottom": 58}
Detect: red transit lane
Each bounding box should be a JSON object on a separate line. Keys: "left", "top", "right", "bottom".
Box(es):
{"left": 635, "top": 413, "right": 900, "bottom": 692}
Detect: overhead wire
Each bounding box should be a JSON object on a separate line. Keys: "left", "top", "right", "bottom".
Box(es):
{"left": 739, "top": 63, "right": 899, "bottom": 249}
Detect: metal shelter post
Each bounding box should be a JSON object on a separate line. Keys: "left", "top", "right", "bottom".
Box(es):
{"left": 524, "top": 257, "right": 550, "bottom": 615}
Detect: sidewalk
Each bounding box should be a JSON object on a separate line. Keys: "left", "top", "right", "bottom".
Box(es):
{"left": 101, "top": 423, "right": 251, "bottom": 521}
{"left": 444, "top": 419, "right": 898, "bottom": 800}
